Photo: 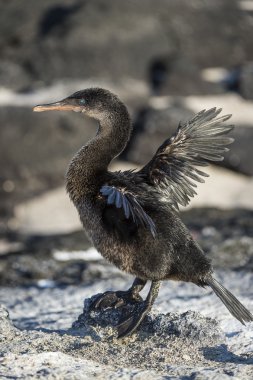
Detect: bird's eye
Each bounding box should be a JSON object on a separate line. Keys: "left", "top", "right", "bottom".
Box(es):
{"left": 79, "top": 98, "right": 86, "bottom": 105}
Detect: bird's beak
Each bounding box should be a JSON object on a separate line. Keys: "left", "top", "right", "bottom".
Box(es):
{"left": 33, "top": 100, "right": 76, "bottom": 112}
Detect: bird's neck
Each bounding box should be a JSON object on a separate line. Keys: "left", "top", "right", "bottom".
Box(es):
{"left": 66, "top": 106, "right": 131, "bottom": 202}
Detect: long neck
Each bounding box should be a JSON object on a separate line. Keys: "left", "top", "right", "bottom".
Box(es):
{"left": 66, "top": 104, "right": 131, "bottom": 202}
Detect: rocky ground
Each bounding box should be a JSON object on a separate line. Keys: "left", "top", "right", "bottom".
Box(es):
{"left": 1, "top": 206, "right": 253, "bottom": 379}
{"left": 0, "top": 269, "right": 253, "bottom": 379}
{"left": 1, "top": 0, "right": 251, "bottom": 93}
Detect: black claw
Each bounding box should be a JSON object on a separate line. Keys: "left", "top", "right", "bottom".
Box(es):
{"left": 91, "top": 291, "right": 119, "bottom": 310}
{"left": 131, "top": 293, "right": 143, "bottom": 303}
{"left": 113, "top": 299, "right": 125, "bottom": 308}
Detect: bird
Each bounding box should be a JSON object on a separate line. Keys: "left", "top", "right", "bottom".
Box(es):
{"left": 33, "top": 88, "right": 253, "bottom": 338}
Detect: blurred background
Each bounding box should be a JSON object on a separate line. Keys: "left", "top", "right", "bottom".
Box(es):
{"left": 0, "top": 0, "right": 253, "bottom": 287}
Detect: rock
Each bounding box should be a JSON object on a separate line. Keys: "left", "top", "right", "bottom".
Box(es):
{"left": 0, "top": 230, "right": 126, "bottom": 287}
{"left": 0, "top": 60, "right": 31, "bottom": 91}
{"left": 73, "top": 295, "right": 224, "bottom": 345}
{"left": 211, "top": 62, "right": 253, "bottom": 99}
{"left": 124, "top": 102, "right": 194, "bottom": 164}
{"left": 0, "top": 105, "right": 95, "bottom": 222}
{"left": 0, "top": 271, "right": 253, "bottom": 379}
{"left": 1, "top": 353, "right": 116, "bottom": 380}
{"left": 218, "top": 125, "right": 253, "bottom": 176}
{"left": 181, "top": 208, "right": 253, "bottom": 271}
{"left": 240, "top": 62, "right": 253, "bottom": 100}
{"left": 0, "top": 0, "right": 252, "bottom": 93}
{"left": 13, "top": 187, "right": 81, "bottom": 234}
{"left": 0, "top": 305, "right": 19, "bottom": 339}
{"left": 0, "top": 294, "right": 226, "bottom": 374}
{"left": 0, "top": 0, "right": 175, "bottom": 91}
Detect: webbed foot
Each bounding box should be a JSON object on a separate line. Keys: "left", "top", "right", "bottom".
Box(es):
{"left": 117, "top": 280, "right": 161, "bottom": 338}
{"left": 89, "top": 278, "right": 160, "bottom": 339}
{"left": 91, "top": 290, "right": 143, "bottom": 310}
{"left": 91, "top": 277, "right": 147, "bottom": 310}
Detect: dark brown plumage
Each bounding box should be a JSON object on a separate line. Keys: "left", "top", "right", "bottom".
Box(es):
{"left": 34, "top": 88, "right": 253, "bottom": 337}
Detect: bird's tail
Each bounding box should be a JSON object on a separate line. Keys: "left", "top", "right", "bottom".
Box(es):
{"left": 205, "top": 276, "right": 253, "bottom": 325}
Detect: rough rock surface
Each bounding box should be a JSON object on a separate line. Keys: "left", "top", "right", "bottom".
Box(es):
{"left": 1, "top": 267, "right": 253, "bottom": 379}
{"left": 1, "top": 0, "right": 251, "bottom": 93}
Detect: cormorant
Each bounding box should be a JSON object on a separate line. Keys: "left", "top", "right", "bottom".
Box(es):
{"left": 34, "top": 88, "right": 253, "bottom": 338}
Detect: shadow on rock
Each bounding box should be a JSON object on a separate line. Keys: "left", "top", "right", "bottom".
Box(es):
{"left": 202, "top": 344, "right": 253, "bottom": 365}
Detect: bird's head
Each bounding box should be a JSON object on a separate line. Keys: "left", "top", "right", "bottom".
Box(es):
{"left": 33, "top": 88, "right": 125, "bottom": 121}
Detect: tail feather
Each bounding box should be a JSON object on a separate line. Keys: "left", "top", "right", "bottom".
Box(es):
{"left": 206, "top": 277, "right": 253, "bottom": 325}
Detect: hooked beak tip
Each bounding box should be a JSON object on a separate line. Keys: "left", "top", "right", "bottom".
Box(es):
{"left": 32, "top": 101, "right": 74, "bottom": 112}
{"left": 33, "top": 105, "right": 46, "bottom": 112}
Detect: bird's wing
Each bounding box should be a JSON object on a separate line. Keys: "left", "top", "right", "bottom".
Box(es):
{"left": 100, "top": 185, "right": 156, "bottom": 237}
{"left": 138, "top": 108, "right": 234, "bottom": 210}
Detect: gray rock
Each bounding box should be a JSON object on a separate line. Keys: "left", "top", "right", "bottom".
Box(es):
{"left": 217, "top": 125, "right": 253, "bottom": 176}
{"left": 0, "top": 305, "right": 19, "bottom": 340}
{"left": 0, "top": 60, "right": 31, "bottom": 91}
{"left": 73, "top": 295, "right": 224, "bottom": 345}
{"left": 181, "top": 208, "right": 253, "bottom": 271}
{"left": 0, "top": 105, "right": 95, "bottom": 221}
{"left": 0, "top": 230, "right": 123, "bottom": 287}
{"left": 0, "top": 0, "right": 252, "bottom": 93}
{"left": 0, "top": 302, "right": 224, "bottom": 375}
{"left": 124, "top": 103, "right": 194, "bottom": 164}
{"left": 240, "top": 63, "right": 253, "bottom": 100}
{"left": 0, "top": 278, "right": 252, "bottom": 379}
{"left": 1, "top": 353, "right": 117, "bottom": 380}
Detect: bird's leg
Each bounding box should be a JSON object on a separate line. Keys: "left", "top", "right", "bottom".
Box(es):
{"left": 117, "top": 280, "right": 161, "bottom": 338}
{"left": 91, "top": 277, "right": 147, "bottom": 310}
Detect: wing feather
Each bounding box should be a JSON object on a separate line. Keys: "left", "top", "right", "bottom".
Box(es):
{"left": 138, "top": 108, "right": 234, "bottom": 209}
{"left": 100, "top": 185, "right": 156, "bottom": 237}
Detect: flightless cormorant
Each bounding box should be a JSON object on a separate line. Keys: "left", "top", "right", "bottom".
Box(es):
{"left": 34, "top": 88, "right": 253, "bottom": 338}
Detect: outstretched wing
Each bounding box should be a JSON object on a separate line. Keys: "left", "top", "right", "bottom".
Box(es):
{"left": 138, "top": 108, "right": 234, "bottom": 210}
{"left": 100, "top": 185, "right": 156, "bottom": 237}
